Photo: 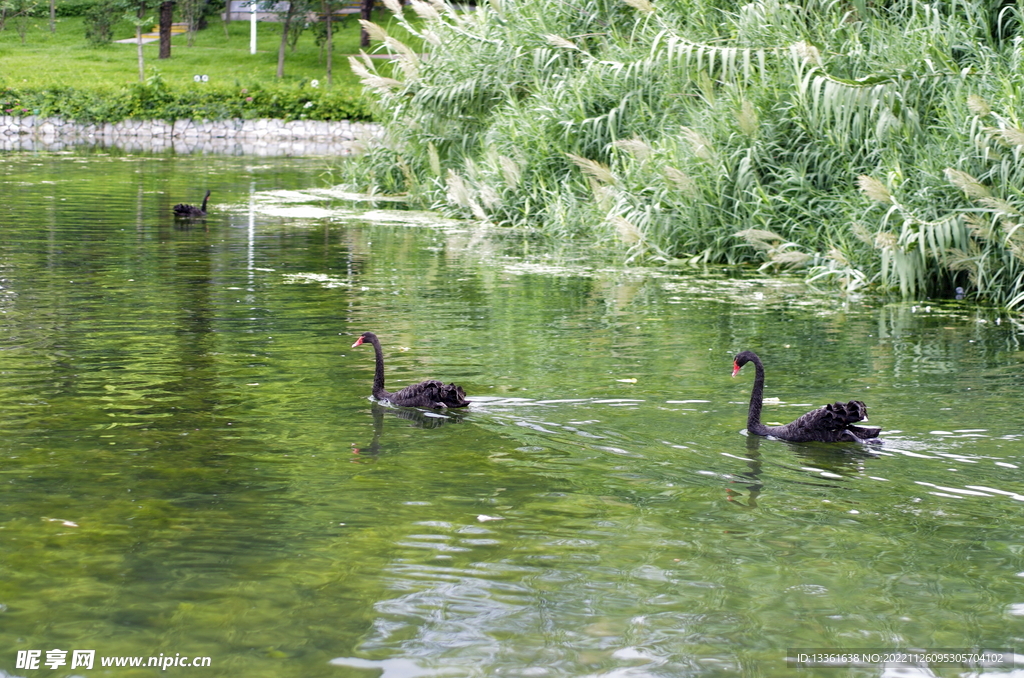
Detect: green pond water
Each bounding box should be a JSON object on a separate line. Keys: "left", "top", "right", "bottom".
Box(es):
{"left": 1, "top": 152, "right": 1024, "bottom": 678}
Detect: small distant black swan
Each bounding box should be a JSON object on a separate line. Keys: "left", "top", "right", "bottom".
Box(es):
{"left": 732, "top": 350, "right": 881, "bottom": 443}
{"left": 352, "top": 331, "right": 470, "bottom": 409}
{"left": 173, "top": 190, "right": 210, "bottom": 218}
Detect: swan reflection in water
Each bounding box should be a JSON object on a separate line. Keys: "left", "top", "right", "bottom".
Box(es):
{"left": 725, "top": 434, "right": 765, "bottom": 507}
{"left": 352, "top": 403, "right": 466, "bottom": 457}
{"left": 729, "top": 433, "right": 878, "bottom": 507}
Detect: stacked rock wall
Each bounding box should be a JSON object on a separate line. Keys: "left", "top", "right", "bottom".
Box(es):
{"left": 0, "top": 116, "right": 381, "bottom": 155}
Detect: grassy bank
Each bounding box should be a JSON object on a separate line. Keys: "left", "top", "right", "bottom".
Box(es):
{"left": 0, "top": 8, "right": 415, "bottom": 121}
{"left": 348, "top": 0, "right": 1024, "bottom": 311}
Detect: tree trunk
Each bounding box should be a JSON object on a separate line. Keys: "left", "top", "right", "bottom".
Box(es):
{"left": 137, "top": 3, "right": 147, "bottom": 83}
{"left": 49, "top": 0, "right": 55, "bottom": 33}
{"left": 158, "top": 0, "right": 174, "bottom": 59}
{"left": 137, "top": 25, "right": 146, "bottom": 82}
{"left": 359, "top": 0, "right": 371, "bottom": 47}
{"left": 275, "top": 0, "right": 296, "bottom": 78}
{"left": 324, "top": 0, "right": 332, "bottom": 86}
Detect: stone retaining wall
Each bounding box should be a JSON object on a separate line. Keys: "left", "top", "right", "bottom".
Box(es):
{"left": 0, "top": 116, "right": 382, "bottom": 156}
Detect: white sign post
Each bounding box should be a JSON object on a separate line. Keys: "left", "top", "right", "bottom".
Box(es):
{"left": 250, "top": 0, "right": 257, "bottom": 54}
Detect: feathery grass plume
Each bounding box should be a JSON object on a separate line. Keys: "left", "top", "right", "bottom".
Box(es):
{"left": 857, "top": 175, "right": 893, "bottom": 204}
{"left": 944, "top": 168, "right": 991, "bottom": 199}
{"left": 427, "top": 0, "right": 450, "bottom": 14}
{"left": 468, "top": 198, "right": 488, "bottom": 220}
{"left": 664, "top": 167, "right": 697, "bottom": 197}
{"left": 567, "top": 153, "right": 616, "bottom": 184}
{"left": 409, "top": 0, "right": 441, "bottom": 21}
{"left": 737, "top": 99, "right": 758, "bottom": 137}
{"left": 479, "top": 184, "right": 501, "bottom": 209}
{"left": 612, "top": 136, "right": 652, "bottom": 161}
{"left": 348, "top": 56, "right": 373, "bottom": 81}
{"left": 790, "top": 40, "right": 821, "bottom": 66}
{"left": 680, "top": 127, "right": 714, "bottom": 162}
{"left": 874, "top": 231, "right": 897, "bottom": 249}
{"left": 427, "top": 142, "right": 441, "bottom": 177}
{"left": 827, "top": 247, "right": 849, "bottom": 266}
{"left": 484, "top": 145, "right": 500, "bottom": 172}
{"left": 1003, "top": 220, "right": 1024, "bottom": 243}
{"left": 948, "top": 242, "right": 982, "bottom": 285}
{"left": 979, "top": 197, "right": 1020, "bottom": 216}
{"left": 381, "top": 0, "right": 403, "bottom": 15}
{"left": 384, "top": 37, "right": 421, "bottom": 80}
{"left": 967, "top": 94, "right": 991, "bottom": 116}
{"left": 446, "top": 170, "right": 472, "bottom": 208}
{"left": 499, "top": 155, "right": 521, "bottom": 189}
{"left": 545, "top": 34, "right": 579, "bottom": 50}
{"left": 992, "top": 126, "right": 1024, "bottom": 147}
{"left": 769, "top": 250, "right": 812, "bottom": 267}
{"left": 348, "top": 55, "right": 403, "bottom": 92}
{"left": 592, "top": 183, "right": 616, "bottom": 212}
{"left": 397, "top": 158, "right": 416, "bottom": 190}
{"left": 610, "top": 215, "right": 643, "bottom": 244}
{"left": 620, "top": 0, "right": 654, "bottom": 13}
{"left": 851, "top": 222, "right": 874, "bottom": 246}
{"left": 964, "top": 213, "right": 995, "bottom": 240}
{"left": 735, "top": 228, "right": 783, "bottom": 250}
{"left": 464, "top": 156, "right": 481, "bottom": 182}
{"left": 359, "top": 20, "right": 389, "bottom": 43}
{"left": 1007, "top": 239, "right": 1024, "bottom": 264}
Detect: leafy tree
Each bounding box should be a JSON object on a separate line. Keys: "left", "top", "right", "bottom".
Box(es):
{"left": 178, "top": 0, "right": 203, "bottom": 45}
{"left": 83, "top": 0, "right": 129, "bottom": 45}
{"left": 0, "top": 0, "right": 41, "bottom": 44}
{"left": 275, "top": 0, "right": 309, "bottom": 78}
{"left": 123, "top": 5, "right": 152, "bottom": 82}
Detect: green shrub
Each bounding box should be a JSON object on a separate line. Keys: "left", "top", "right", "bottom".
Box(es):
{"left": 56, "top": 0, "right": 102, "bottom": 17}
{"left": 0, "top": 78, "right": 372, "bottom": 121}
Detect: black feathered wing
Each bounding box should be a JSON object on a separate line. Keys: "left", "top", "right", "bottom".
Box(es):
{"left": 387, "top": 380, "right": 470, "bottom": 408}
{"left": 764, "top": 399, "right": 880, "bottom": 442}
{"left": 173, "top": 203, "right": 205, "bottom": 218}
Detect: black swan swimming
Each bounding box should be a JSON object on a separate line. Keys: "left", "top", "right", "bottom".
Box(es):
{"left": 352, "top": 331, "right": 470, "bottom": 409}
{"left": 173, "top": 190, "right": 211, "bottom": 218}
{"left": 732, "top": 350, "right": 881, "bottom": 443}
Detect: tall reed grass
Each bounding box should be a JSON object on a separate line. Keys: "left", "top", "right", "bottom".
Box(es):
{"left": 345, "top": 0, "right": 1024, "bottom": 311}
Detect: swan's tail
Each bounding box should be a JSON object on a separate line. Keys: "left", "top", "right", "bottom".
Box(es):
{"left": 828, "top": 400, "right": 881, "bottom": 440}
{"left": 439, "top": 383, "right": 470, "bottom": 408}
{"left": 824, "top": 400, "right": 869, "bottom": 425}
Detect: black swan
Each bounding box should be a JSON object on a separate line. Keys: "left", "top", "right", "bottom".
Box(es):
{"left": 732, "top": 350, "right": 881, "bottom": 443}
{"left": 173, "top": 190, "right": 210, "bottom": 218}
{"left": 352, "top": 332, "right": 470, "bottom": 409}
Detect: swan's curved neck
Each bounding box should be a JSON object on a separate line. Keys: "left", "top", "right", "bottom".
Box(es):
{"left": 746, "top": 355, "right": 769, "bottom": 436}
{"left": 367, "top": 335, "right": 388, "bottom": 398}
{"left": 200, "top": 191, "right": 210, "bottom": 211}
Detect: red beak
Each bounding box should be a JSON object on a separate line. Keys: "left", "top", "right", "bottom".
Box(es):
{"left": 731, "top": 362, "right": 740, "bottom": 377}
{"left": 351, "top": 337, "right": 364, "bottom": 348}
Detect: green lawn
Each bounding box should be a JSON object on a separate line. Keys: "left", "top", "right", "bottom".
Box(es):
{"left": 0, "top": 9, "right": 404, "bottom": 90}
